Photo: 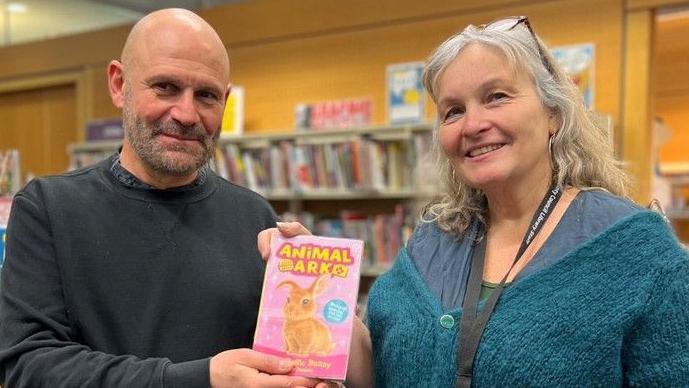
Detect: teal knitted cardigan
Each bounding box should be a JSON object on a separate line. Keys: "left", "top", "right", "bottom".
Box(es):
{"left": 368, "top": 211, "right": 689, "bottom": 387}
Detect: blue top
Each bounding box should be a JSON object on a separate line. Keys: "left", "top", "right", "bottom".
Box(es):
{"left": 408, "top": 190, "right": 643, "bottom": 310}
{"left": 367, "top": 209, "right": 689, "bottom": 387}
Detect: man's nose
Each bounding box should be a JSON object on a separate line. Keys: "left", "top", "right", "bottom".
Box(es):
{"left": 170, "top": 90, "right": 200, "bottom": 127}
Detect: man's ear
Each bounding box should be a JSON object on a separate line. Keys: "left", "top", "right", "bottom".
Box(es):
{"left": 107, "top": 60, "right": 126, "bottom": 109}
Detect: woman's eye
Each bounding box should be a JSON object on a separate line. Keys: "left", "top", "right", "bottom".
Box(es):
{"left": 443, "top": 107, "right": 464, "bottom": 122}
{"left": 488, "top": 92, "right": 509, "bottom": 103}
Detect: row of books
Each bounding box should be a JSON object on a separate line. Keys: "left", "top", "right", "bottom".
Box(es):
{"left": 294, "top": 98, "right": 373, "bottom": 131}
{"left": 67, "top": 128, "right": 438, "bottom": 195}
{"left": 214, "top": 132, "right": 434, "bottom": 194}
{"left": 279, "top": 205, "right": 414, "bottom": 274}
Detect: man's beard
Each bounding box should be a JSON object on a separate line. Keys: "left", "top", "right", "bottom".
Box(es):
{"left": 122, "top": 105, "right": 218, "bottom": 178}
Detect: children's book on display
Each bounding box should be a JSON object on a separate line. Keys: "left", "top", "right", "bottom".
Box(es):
{"left": 253, "top": 234, "right": 363, "bottom": 380}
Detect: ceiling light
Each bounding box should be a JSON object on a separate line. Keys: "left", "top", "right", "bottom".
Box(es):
{"left": 7, "top": 2, "right": 28, "bottom": 13}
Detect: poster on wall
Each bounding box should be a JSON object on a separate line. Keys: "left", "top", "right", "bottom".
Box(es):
{"left": 550, "top": 43, "right": 595, "bottom": 109}
{"left": 386, "top": 62, "right": 425, "bottom": 124}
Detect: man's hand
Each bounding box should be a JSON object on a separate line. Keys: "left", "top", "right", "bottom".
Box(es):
{"left": 210, "top": 348, "right": 320, "bottom": 388}
{"left": 257, "top": 222, "right": 312, "bottom": 260}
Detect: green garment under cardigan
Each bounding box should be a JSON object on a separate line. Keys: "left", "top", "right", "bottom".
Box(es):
{"left": 368, "top": 211, "right": 689, "bottom": 387}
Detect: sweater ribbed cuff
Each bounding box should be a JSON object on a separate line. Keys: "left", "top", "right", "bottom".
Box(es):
{"left": 163, "top": 358, "right": 210, "bottom": 388}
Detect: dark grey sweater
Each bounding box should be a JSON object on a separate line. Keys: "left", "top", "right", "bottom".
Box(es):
{"left": 0, "top": 155, "right": 276, "bottom": 387}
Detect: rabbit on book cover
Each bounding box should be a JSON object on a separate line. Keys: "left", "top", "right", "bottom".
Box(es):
{"left": 278, "top": 274, "right": 336, "bottom": 356}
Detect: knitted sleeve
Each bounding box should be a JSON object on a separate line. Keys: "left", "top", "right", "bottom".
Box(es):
{"left": 622, "top": 254, "right": 689, "bottom": 386}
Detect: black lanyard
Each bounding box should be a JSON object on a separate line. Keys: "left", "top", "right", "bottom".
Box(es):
{"left": 454, "top": 182, "right": 563, "bottom": 388}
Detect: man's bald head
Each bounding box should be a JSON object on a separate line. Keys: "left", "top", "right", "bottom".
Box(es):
{"left": 107, "top": 8, "right": 231, "bottom": 188}
{"left": 121, "top": 8, "right": 229, "bottom": 83}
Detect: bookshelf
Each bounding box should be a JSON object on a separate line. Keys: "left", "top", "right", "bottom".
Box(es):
{"left": 66, "top": 123, "right": 439, "bottom": 283}
{"left": 67, "top": 140, "right": 120, "bottom": 170}
{"left": 0, "top": 149, "right": 21, "bottom": 269}
{"left": 665, "top": 173, "right": 689, "bottom": 247}
{"left": 216, "top": 123, "right": 437, "bottom": 279}
{"left": 217, "top": 123, "right": 435, "bottom": 197}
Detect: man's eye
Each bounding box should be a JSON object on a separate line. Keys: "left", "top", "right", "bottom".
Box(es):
{"left": 197, "top": 90, "right": 219, "bottom": 103}
{"left": 152, "top": 83, "right": 177, "bottom": 94}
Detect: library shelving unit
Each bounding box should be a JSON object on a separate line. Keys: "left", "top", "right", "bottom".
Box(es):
{"left": 67, "top": 123, "right": 439, "bottom": 280}
{"left": 216, "top": 122, "right": 437, "bottom": 278}
{"left": 68, "top": 140, "right": 120, "bottom": 170}
{"left": 665, "top": 173, "right": 689, "bottom": 247}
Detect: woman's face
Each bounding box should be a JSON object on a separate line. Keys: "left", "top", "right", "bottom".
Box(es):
{"left": 436, "top": 43, "right": 556, "bottom": 193}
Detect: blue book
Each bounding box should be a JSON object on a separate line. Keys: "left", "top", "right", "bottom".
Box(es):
{"left": 0, "top": 227, "right": 6, "bottom": 267}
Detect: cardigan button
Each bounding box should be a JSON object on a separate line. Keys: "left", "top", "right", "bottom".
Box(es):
{"left": 439, "top": 314, "right": 455, "bottom": 329}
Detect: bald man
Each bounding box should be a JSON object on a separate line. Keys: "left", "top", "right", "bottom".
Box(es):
{"left": 0, "top": 9, "right": 326, "bottom": 388}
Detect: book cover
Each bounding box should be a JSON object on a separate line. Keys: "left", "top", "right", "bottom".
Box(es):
{"left": 223, "top": 144, "right": 246, "bottom": 187}
{"left": 221, "top": 86, "right": 245, "bottom": 136}
{"left": 0, "top": 226, "right": 6, "bottom": 268}
{"left": 0, "top": 196, "right": 12, "bottom": 268}
{"left": 386, "top": 61, "right": 425, "bottom": 124}
{"left": 253, "top": 234, "right": 363, "bottom": 380}
{"left": 290, "top": 145, "right": 313, "bottom": 191}
{"left": 0, "top": 150, "right": 20, "bottom": 196}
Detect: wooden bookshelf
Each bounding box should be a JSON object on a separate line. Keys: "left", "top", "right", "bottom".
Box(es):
{"left": 67, "top": 123, "right": 439, "bottom": 279}
{"left": 67, "top": 140, "right": 120, "bottom": 170}
{"left": 216, "top": 123, "right": 437, "bottom": 276}
{"left": 663, "top": 172, "right": 689, "bottom": 245}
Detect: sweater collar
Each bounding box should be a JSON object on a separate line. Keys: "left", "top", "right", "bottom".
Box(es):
{"left": 101, "top": 153, "right": 217, "bottom": 203}
{"left": 110, "top": 151, "right": 208, "bottom": 190}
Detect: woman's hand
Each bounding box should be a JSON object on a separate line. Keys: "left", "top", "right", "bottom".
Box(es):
{"left": 345, "top": 316, "right": 374, "bottom": 388}
{"left": 257, "top": 221, "right": 312, "bottom": 260}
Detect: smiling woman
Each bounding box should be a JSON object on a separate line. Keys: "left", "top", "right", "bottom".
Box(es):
{"left": 435, "top": 43, "right": 555, "bottom": 197}
{"left": 363, "top": 15, "right": 689, "bottom": 388}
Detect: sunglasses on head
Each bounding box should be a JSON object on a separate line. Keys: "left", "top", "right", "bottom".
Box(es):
{"left": 478, "top": 16, "right": 555, "bottom": 76}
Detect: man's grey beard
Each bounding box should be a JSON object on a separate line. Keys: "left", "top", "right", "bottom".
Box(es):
{"left": 122, "top": 104, "right": 218, "bottom": 177}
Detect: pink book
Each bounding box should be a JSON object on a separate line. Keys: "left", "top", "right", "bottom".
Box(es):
{"left": 253, "top": 234, "right": 363, "bottom": 380}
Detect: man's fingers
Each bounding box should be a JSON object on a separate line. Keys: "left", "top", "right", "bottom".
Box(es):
{"left": 258, "top": 222, "right": 312, "bottom": 261}
{"left": 276, "top": 221, "right": 312, "bottom": 237}
{"left": 251, "top": 374, "right": 321, "bottom": 388}
{"left": 254, "top": 353, "right": 293, "bottom": 375}
{"left": 316, "top": 381, "right": 344, "bottom": 388}
{"left": 225, "top": 348, "right": 291, "bottom": 374}
{"left": 257, "top": 228, "right": 278, "bottom": 261}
